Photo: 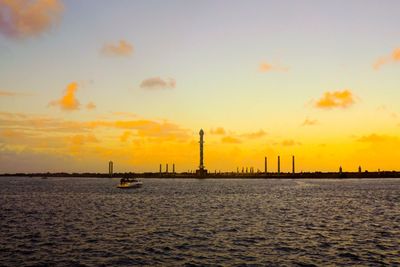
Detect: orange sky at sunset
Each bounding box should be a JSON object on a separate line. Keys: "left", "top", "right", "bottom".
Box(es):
{"left": 1, "top": 0, "right": 400, "bottom": 173}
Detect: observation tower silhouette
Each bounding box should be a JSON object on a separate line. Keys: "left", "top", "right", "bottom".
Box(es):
{"left": 196, "top": 129, "right": 207, "bottom": 176}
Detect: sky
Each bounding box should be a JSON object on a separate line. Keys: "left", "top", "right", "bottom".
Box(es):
{"left": 1, "top": 0, "right": 400, "bottom": 173}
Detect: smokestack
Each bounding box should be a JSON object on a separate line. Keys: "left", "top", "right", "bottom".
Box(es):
{"left": 159, "top": 164, "right": 162, "bottom": 174}
{"left": 109, "top": 161, "right": 113, "bottom": 177}
{"left": 264, "top": 157, "right": 267, "bottom": 174}
{"left": 166, "top": 163, "right": 168, "bottom": 173}
{"left": 292, "top": 155, "right": 295, "bottom": 174}
{"left": 173, "top": 163, "right": 175, "bottom": 173}
{"left": 278, "top": 156, "right": 280, "bottom": 175}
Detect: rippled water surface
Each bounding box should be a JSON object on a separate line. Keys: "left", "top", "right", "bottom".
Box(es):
{"left": 1, "top": 177, "right": 399, "bottom": 266}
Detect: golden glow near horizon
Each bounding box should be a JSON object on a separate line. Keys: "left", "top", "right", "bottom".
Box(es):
{"left": 1, "top": 1, "right": 400, "bottom": 173}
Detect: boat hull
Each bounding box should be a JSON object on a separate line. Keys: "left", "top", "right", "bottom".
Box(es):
{"left": 117, "top": 182, "right": 142, "bottom": 189}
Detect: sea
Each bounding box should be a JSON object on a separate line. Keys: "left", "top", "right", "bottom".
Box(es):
{"left": 0, "top": 177, "right": 399, "bottom": 266}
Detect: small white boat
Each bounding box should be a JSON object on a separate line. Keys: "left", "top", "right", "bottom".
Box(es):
{"left": 117, "top": 178, "right": 142, "bottom": 189}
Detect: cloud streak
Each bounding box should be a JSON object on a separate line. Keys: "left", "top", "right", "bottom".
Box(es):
{"left": 86, "top": 102, "right": 96, "bottom": 110}
{"left": 0, "top": 0, "right": 63, "bottom": 39}
{"left": 101, "top": 40, "right": 133, "bottom": 57}
{"left": 210, "top": 127, "right": 226, "bottom": 135}
{"left": 112, "top": 111, "right": 137, "bottom": 118}
{"left": 241, "top": 129, "right": 267, "bottom": 139}
{"left": 70, "top": 134, "right": 99, "bottom": 146}
{"left": 0, "top": 90, "right": 15, "bottom": 96}
{"left": 315, "top": 89, "right": 355, "bottom": 109}
{"left": 259, "top": 61, "right": 289, "bottom": 72}
{"left": 281, "top": 139, "right": 300, "bottom": 146}
{"left": 357, "top": 133, "right": 398, "bottom": 143}
{"left": 301, "top": 118, "right": 318, "bottom": 126}
{"left": 373, "top": 48, "right": 400, "bottom": 70}
{"left": 119, "top": 131, "right": 132, "bottom": 142}
{"left": 221, "top": 136, "right": 241, "bottom": 144}
{"left": 0, "top": 129, "right": 25, "bottom": 138}
{"left": 0, "top": 112, "right": 190, "bottom": 141}
{"left": 282, "top": 140, "right": 295, "bottom": 146}
{"left": 0, "top": 90, "right": 31, "bottom": 96}
{"left": 140, "top": 77, "right": 176, "bottom": 90}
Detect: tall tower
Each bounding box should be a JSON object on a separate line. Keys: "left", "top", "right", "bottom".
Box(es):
{"left": 196, "top": 129, "right": 207, "bottom": 176}
{"left": 199, "top": 129, "right": 204, "bottom": 170}
{"left": 109, "top": 161, "right": 113, "bottom": 177}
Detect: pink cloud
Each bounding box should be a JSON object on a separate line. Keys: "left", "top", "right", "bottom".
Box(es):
{"left": 140, "top": 77, "right": 176, "bottom": 90}
{"left": 373, "top": 48, "right": 400, "bottom": 70}
{"left": 0, "top": 0, "right": 63, "bottom": 39}
{"left": 101, "top": 40, "right": 133, "bottom": 57}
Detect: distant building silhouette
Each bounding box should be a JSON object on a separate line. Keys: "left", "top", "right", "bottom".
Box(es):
{"left": 109, "top": 161, "right": 113, "bottom": 177}
{"left": 339, "top": 166, "right": 343, "bottom": 173}
{"left": 358, "top": 166, "right": 362, "bottom": 173}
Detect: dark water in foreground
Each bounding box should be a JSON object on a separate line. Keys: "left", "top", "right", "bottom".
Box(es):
{"left": 0, "top": 178, "right": 399, "bottom": 266}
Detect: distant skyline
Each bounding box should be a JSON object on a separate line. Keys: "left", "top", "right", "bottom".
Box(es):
{"left": 1, "top": 0, "right": 400, "bottom": 173}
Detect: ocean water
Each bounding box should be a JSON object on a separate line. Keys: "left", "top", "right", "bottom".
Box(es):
{"left": 0, "top": 177, "right": 399, "bottom": 266}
